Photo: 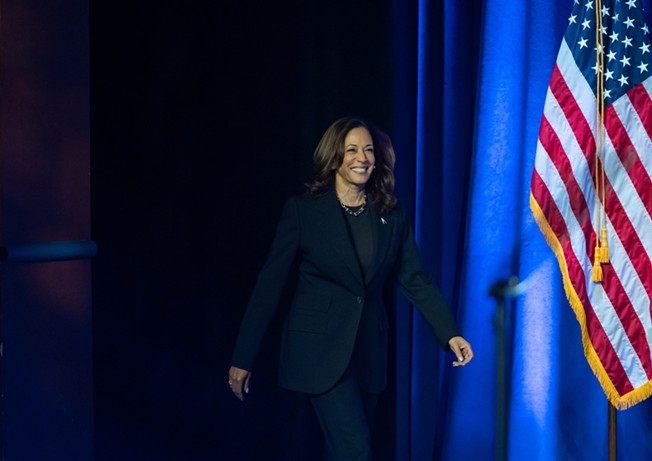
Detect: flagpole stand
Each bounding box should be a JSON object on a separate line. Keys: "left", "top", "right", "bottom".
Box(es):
{"left": 609, "top": 402, "right": 617, "bottom": 461}
{"left": 489, "top": 276, "right": 519, "bottom": 461}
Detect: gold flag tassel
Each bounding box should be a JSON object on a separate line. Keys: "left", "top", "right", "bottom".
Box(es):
{"left": 600, "top": 227, "right": 610, "bottom": 263}
{"left": 592, "top": 245, "right": 604, "bottom": 282}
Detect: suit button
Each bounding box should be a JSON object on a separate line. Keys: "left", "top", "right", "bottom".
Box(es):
{"left": 356, "top": 297, "right": 363, "bottom": 304}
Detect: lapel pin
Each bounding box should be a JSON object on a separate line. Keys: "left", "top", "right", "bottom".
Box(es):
{"left": 381, "top": 218, "right": 387, "bottom": 225}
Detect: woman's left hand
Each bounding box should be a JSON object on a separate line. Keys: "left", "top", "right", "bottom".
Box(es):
{"left": 448, "top": 336, "right": 474, "bottom": 367}
{"left": 228, "top": 366, "right": 251, "bottom": 401}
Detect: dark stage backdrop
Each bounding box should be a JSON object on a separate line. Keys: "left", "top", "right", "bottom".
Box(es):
{"left": 90, "top": 1, "right": 400, "bottom": 460}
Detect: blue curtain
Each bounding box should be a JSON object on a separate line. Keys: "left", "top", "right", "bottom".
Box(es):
{"left": 393, "top": 0, "right": 652, "bottom": 460}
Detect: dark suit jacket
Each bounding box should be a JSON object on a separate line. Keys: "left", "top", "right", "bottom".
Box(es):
{"left": 231, "top": 190, "right": 460, "bottom": 394}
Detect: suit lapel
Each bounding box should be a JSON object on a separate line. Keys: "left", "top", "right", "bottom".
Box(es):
{"left": 309, "top": 191, "right": 394, "bottom": 288}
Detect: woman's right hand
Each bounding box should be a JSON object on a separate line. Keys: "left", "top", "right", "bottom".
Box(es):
{"left": 228, "top": 366, "right": 251, "bottom": 401}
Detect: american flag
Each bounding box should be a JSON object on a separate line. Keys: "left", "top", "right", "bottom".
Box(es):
{"left": 530, "top": 0, "right": 652, "bottom": 409}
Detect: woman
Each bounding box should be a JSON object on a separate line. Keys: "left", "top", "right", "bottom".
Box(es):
{"left": 229, "top": 116, "right": 473, "bottom": 460}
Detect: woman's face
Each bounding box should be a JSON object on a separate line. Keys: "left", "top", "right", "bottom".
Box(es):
{"left": 335, "top": 127, "right": 375, "bottom": 190}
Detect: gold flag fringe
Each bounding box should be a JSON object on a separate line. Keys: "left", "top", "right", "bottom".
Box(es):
{"left": 531, "top": 193, "right": 652, "bottom": 409}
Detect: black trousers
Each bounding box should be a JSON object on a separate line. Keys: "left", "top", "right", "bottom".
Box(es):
{"left": 309, "top": 367, "right": 379, "bottom": 461}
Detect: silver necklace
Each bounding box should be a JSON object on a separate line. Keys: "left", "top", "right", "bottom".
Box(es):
{"left": 339, "top": 194, "right": 367, "bottom": 217}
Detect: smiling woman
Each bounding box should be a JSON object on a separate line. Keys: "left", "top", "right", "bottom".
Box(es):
{"left": 335, "top": 127, "right": 376, "bottom": 204}
{"left": 228, "top": 116, "right": 473, "bottom": 461}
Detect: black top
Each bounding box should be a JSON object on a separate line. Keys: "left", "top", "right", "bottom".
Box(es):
{"left": 343, "top": 206, "right": 374, "bottom": 277}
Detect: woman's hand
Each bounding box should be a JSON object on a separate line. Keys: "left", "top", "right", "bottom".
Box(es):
{"left": 228, "top": 366, "right": 251, "bottom": 401}
{"left": 448, "top": 336, "right": 474, "bottom": 367}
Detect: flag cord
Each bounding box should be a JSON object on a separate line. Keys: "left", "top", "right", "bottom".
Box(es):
{"left": 599, "top": 0, "right": 609, "bottom": 264}
{"left": 592, "top": 0, "right": 608, "bottom": 282}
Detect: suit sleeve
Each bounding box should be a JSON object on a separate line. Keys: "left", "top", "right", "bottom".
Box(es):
{"left": 231, "top": 197, "right": 300, "bottom": 370}
{"left": 393, "top": 208, "right": 460, "bottom": 349}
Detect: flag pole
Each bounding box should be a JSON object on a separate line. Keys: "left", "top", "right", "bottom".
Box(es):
{"left": 608, "top": 402, "right": 617, "bottom": 461}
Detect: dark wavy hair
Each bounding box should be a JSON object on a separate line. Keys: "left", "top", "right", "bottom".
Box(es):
{"left": 306, "top": 116, "right": 397, "bottom": 213}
